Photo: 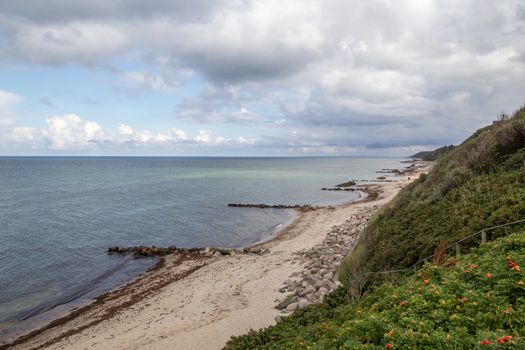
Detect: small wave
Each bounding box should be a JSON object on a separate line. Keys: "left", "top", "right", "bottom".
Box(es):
{"left": 271, "top": 223, "right": 283, "bottom": 231}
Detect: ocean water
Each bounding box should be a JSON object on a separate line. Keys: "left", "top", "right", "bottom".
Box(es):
{"left": 0, "top": 156, "right": 405, "bottom": 340}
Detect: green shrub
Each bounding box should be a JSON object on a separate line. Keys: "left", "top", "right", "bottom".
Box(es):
{"left": 225, "top": 232, "right": 525, "bottom": 349}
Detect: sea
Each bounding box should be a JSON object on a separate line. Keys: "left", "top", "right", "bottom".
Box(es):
{"left": 0, "top": 156, "right": 406, "bottom": 342}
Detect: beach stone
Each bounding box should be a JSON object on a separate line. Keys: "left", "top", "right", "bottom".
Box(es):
{"left": 275, "top": 315, "right": 283, "bottom": 322}
{"left": 213, "top": 251, "right": 222, "bottom": 257}
{"left": 311, "top": 261, "right": 321, "bottom": 268}
{"left": 286, "top": 302, "right": 298, "bottom": 312}
{"left": 324, "top": 272, "right": 334, "bottom": 280}
{"left": 321, "top": 279, "right": 335, "bottom": 290}
{"left": 310, "top": 273, "right": 322, "bottom": 282}
{"left": 318, "top": 287, "right": 329, "bottom": 296}
{"left": 298, "top": 299, "right": 309, "bottom": 309}
{"left": 306, "top": 294, "right": 317, "bottom": 302}
{"left": 300, "top": 286, "right": 316, "bottom": 297}
{"left": 276, "top": 297, "right": 295, "bottom": 310}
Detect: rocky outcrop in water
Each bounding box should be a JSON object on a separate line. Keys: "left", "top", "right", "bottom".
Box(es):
{"left": 320, "top": 187, "right": 356, "bottom": 191}
{"left": 107, "top": 245, "right": 270, "bottom": 258}
{"left": 227, "top": 203, "right": 318, "bottom": 212}
{"left": 108, "top": 245, "right": 178, "bottom": 257}
{"left": 334, "top": 181, "right": 356, "bottom": 188}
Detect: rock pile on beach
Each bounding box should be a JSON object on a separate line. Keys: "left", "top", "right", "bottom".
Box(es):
{"left": 275, "top": 205, "right": 379, "bottom": 314}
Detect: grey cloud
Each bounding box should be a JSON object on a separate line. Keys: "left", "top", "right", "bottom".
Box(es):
{"left": 0, "top": 0, "right": 218, "bottom": 23}
{"left": 1, "top": 0, "right": 525, "bottom": 154}
{"left": 177, "top": 82, "right": 280, "bottom": 124}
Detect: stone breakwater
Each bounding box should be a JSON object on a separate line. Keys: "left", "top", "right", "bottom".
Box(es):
{"left": 227, "top": 203, "right": 319, "bottom": 212}
{"left": 108, "top": 245, "right": 271, "bottom": 258}
{"left": 274, "top": 205, "right": 380, "bottom": 315}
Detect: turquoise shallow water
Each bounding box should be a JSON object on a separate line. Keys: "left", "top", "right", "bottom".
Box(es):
{"left": 0, "top": 156, "right": 405, "bottom": 341}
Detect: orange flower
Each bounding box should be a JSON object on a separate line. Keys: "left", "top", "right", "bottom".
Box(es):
{"left": 400, "top": 300, "right": 408, "bottom": 307}
{"left": 501, "top": 307, "right": 514, "bottom": 315}
{"left": 423, "top": 279, "right": 429, "bottom": 286}
{"left": 513, "top": 265, "right": 521, "bottom": 272}
{"left": 497, "top": 335, "right": 512, "bottom": 344}
{"left": 385, "top": 343, "right": 394, "bottom": 349}
{"left": 470, "top": 264, "right": 478, "bottom": 269}
{"left": 485, "top": 273, "right": 492, "bottom": 278}
{"left": 480, "top": 339, "right": 493, "bottom": 345}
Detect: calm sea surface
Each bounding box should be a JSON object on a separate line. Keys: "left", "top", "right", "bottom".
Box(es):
{"left": 0, "top": 156, "right": 405, "bottom": 340}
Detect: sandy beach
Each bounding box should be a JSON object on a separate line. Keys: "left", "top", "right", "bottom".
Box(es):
{"left": 4, "top": 165, "right": 430, "bottom": 350}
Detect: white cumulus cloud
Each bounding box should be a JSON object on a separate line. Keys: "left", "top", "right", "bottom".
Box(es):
{"left": 0, "top": 114, "right": 255, "bottom": 152}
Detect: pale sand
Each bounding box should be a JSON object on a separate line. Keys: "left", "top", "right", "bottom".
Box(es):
{"left": 8, "top": 167, "right": 429, "bottom": 350}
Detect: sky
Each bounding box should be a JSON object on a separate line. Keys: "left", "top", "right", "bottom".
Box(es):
{"left": 0, "top": 0, "right": 524, "bottom": 156}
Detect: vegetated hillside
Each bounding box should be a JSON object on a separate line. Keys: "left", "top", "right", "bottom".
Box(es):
{"left": 225, "top": 232, "right": 525, "bottom": 349}
{"left": 340, "top": 106, "right": 525, "bottom": 290}
{"left": 224, "top": 106, "right": 525, "bottom": 350}
{"left": 410, "top": 145, "right": 455, "bottom": 161}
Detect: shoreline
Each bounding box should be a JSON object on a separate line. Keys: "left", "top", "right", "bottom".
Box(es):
{"left": 0, "top": 189, "right": 362, "bottom": 348}
{"left": 3, "top": 163, "right": 431, "bottom": 350}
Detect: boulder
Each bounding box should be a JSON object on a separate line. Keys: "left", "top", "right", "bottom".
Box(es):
{"left": 298, "top": 299, "right": 309, "bottom": 309}
{"left": 286, "top": 302, "right": 298, "bottom": 312}
{"left": 300, "top": 286, "right": 316, "bottom": 297}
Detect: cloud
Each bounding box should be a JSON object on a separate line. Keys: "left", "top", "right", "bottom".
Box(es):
{"left": 116, "top": 71, "right": 181, "bottom": 95}
{"left": 0, "top": 89, "right": 22, "bottom": 126}
{"left": 176, "top": 82, "right": 271, "bottom": 124}
{"left": 0, "top": 114, "right": 255, "bottom": 152}
{"left": 0, "top": 0, "right": 524, "bottom": 154}
{"left": 9, "top": 21, "right": 128, "bottom": 65}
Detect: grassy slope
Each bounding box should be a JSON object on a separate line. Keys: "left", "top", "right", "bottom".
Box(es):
{"left": 340, "top": 107, "right": 525, "bottom": 289}
{"left": 225, "top": 106, "right": 525, "bottom": 349}
{"left": 225, "top": 232, "right": 525, "bottom": 349}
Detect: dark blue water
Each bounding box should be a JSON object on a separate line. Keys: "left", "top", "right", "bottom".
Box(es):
{"left": 0, "top": 156, "right": 404, "bottom": 341}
